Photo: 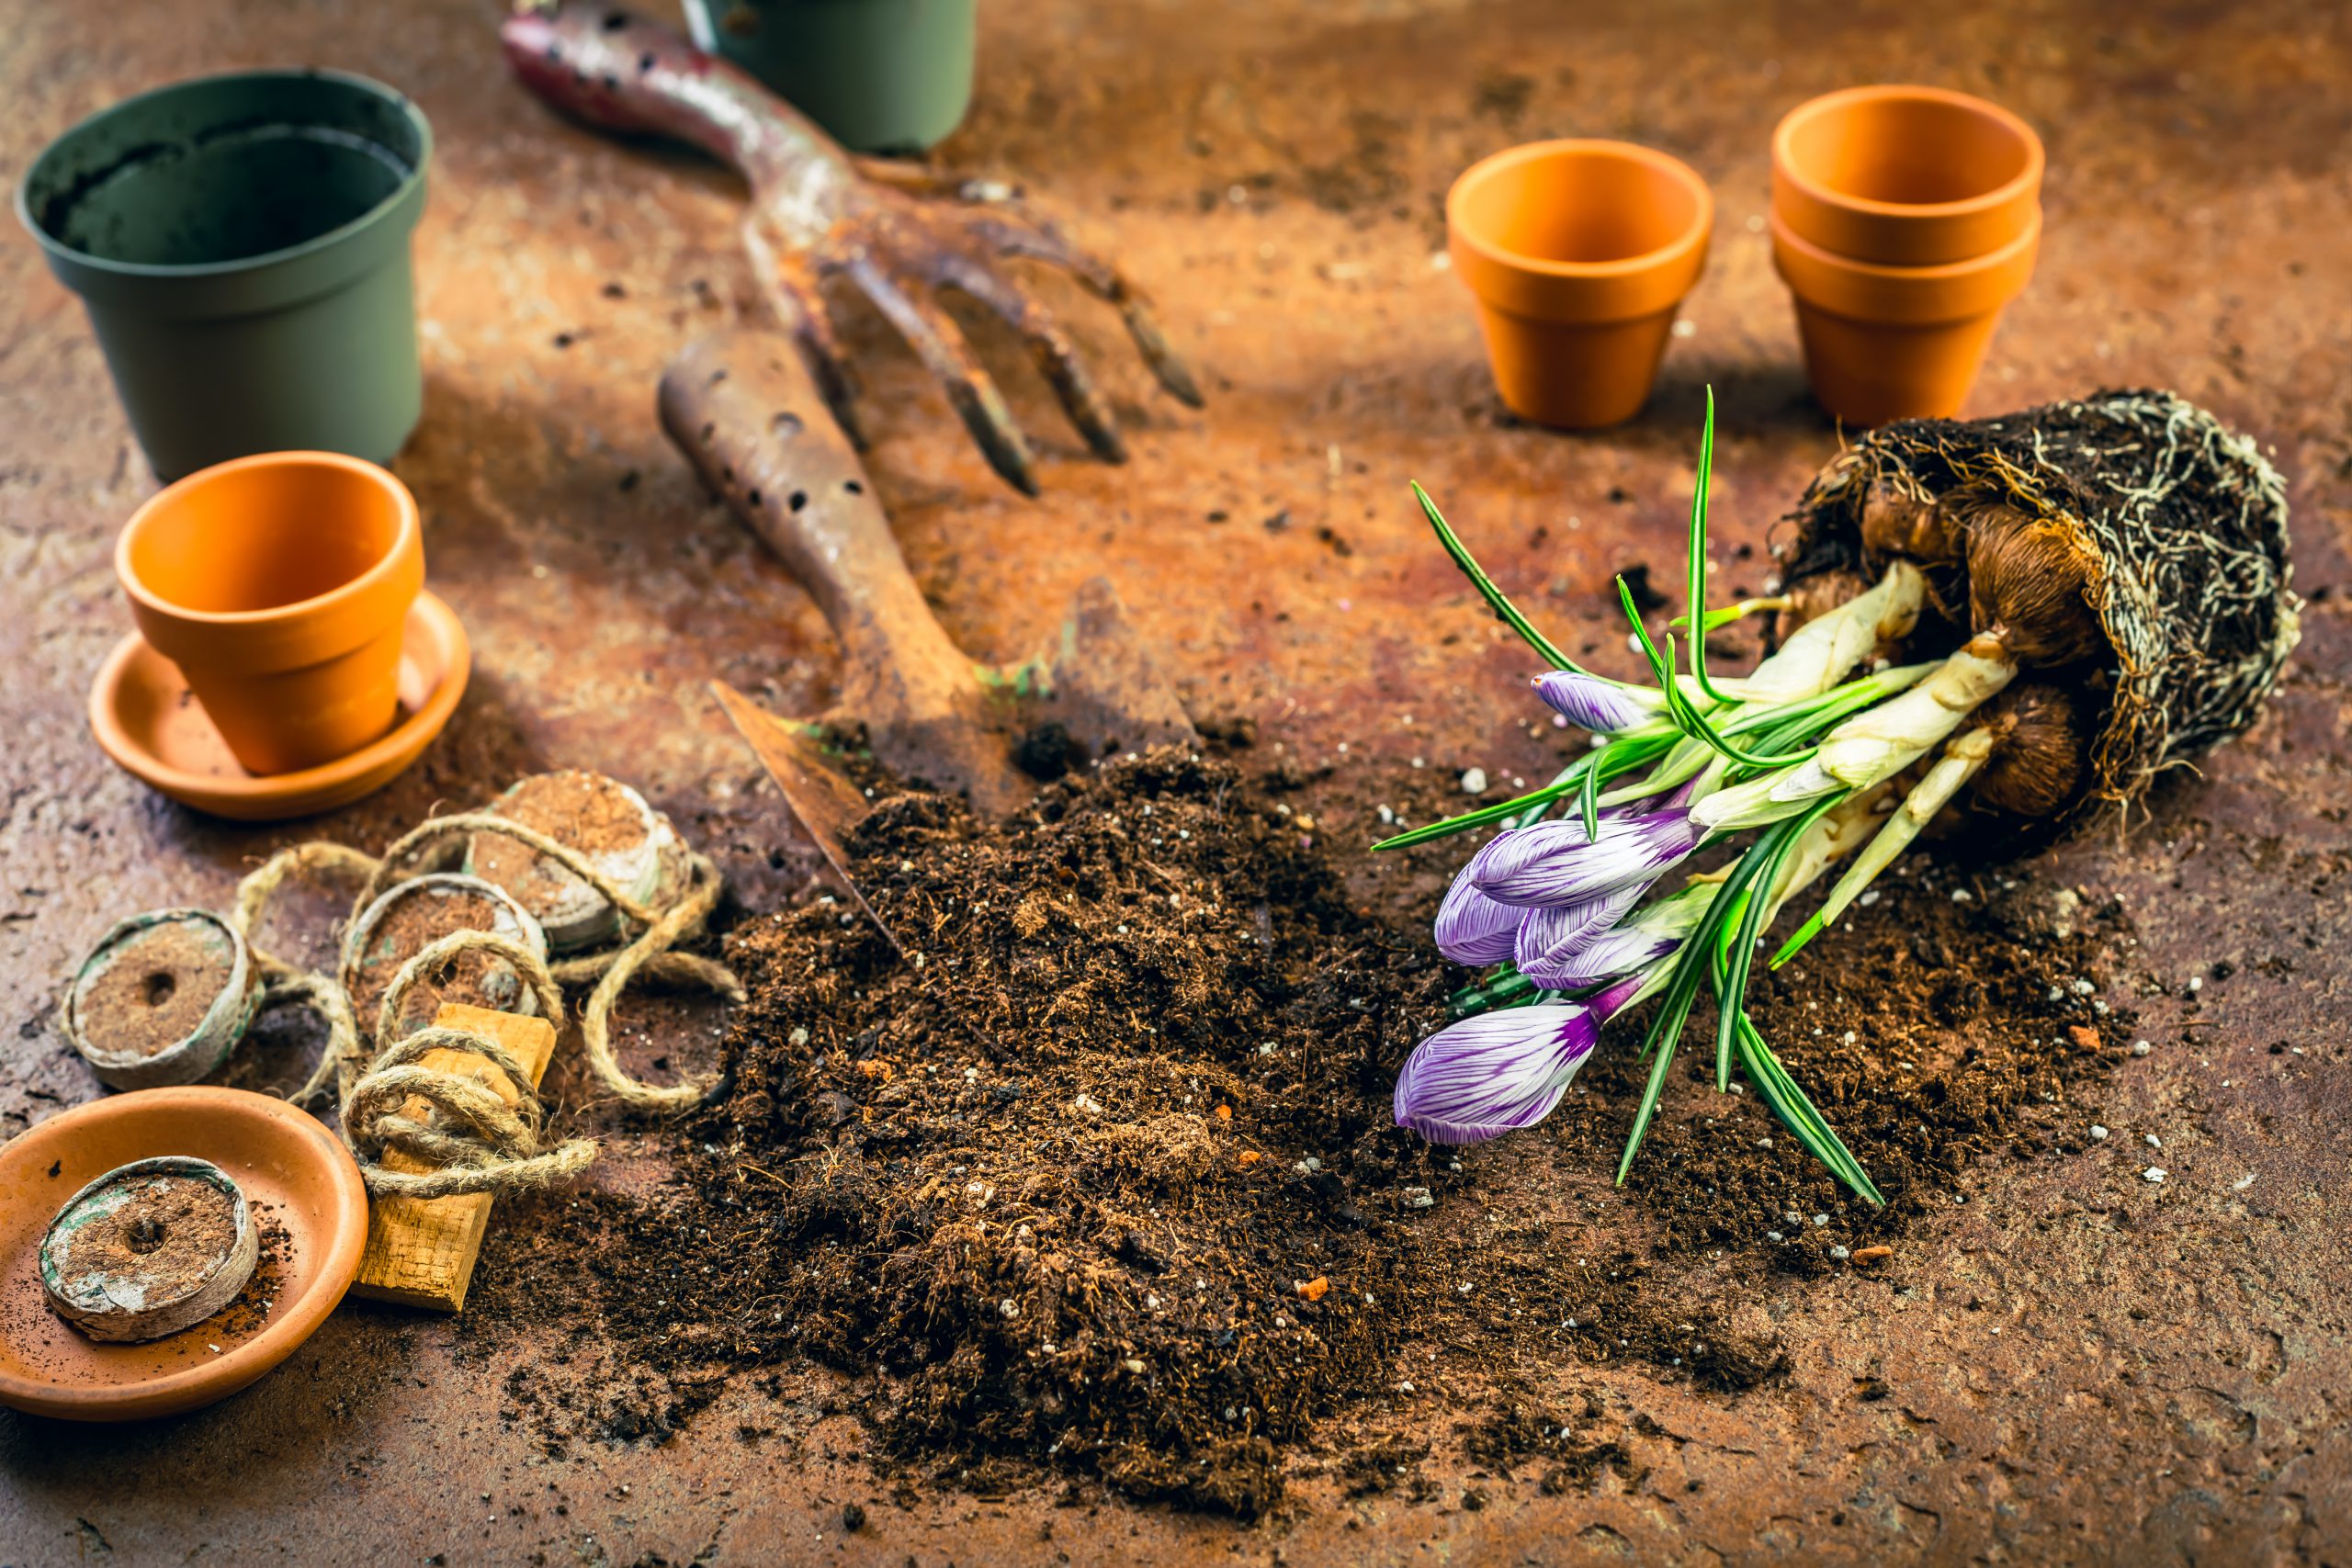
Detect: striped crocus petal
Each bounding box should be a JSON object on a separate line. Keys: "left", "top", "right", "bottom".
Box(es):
{"left": 1523, "top": 888, "right": 1712, "bottom": 987}
{"left": 1433, "top": 870, "right": 1524, "bottom": 965}
{"left": 1467, "top": 810, "right": 1703, "bottom": 909}
{"left": 1392, "top": 1002, "right": 1600, "bottom": 1145}
{"left": 1512, "top": 882, "right": 1645, "bottom": 980}
{"left": 1529, "top": 671, "right": 1666, "bottom": 735}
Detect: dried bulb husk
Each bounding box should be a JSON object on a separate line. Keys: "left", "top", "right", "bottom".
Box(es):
{"left": 1965, "top": 506, "right": 2104, "bottom": 667}
{"left": 1972, "top": 682, "right": 2087, "bottom": 818}
{"left": 1860, "top": 479, "right": 1958, "bottom": 564}
{"left": 1772, "top": 566, "right": 1870, "bottom": 644}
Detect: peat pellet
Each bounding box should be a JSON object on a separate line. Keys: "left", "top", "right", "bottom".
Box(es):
{"left": 464, "top": 771, "right": 672, "bottom": 952}
{"left": 340, "top": 874, "right": 548, "bottom": 1039}
{"left": 65, "top": 908, "right": 256, "bottom": 1089}
{"left": 40, "top": 1156, "right": 258, "bottom": 1343}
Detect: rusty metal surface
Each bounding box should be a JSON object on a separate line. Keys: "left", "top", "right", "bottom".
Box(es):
{"left": 3, "top": 0, "right": 2348, "bottom": 1562}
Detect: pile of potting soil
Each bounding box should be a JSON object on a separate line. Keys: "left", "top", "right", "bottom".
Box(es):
{"left": 464, "top": 745, "right": 2136, "bottom": 1516}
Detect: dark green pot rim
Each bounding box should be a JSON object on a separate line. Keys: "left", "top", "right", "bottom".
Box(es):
{"left": 16, "top": 67, "right": 433, "bottom": 291}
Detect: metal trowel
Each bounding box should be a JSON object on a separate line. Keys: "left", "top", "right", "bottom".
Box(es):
{"left": 662, "top": 333, "right": 1196, "bottom": 912}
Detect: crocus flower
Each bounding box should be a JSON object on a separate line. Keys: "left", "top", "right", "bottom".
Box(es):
{"left": 1529, "top": 671, "right": 1667, "bottom": 735}
{"left": 1433, "top": 870, "right": 1524, "bottom": 965}
{"left": 1512, "top": 883, "right": 1643, "bottom": 981}
{"left": 1393, "top": 974, "right": 1644, "bottom": 1145}
{"left": 1519, "top": 886, "right": 1709, "bottom": 990}
{"left": 1467, "top": 809, "right": 1703, "bottom": 909}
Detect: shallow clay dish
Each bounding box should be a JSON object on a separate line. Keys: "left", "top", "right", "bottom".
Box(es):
{"left": 87, "top": 590, "right": 469, "bottom": 820}
{"left": 0, "top": 1087, "right": 368, "bottom": 1421}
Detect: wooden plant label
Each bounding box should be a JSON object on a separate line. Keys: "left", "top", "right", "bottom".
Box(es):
{"left": 350, "top": 1002, "right": 556, "bottom": 1313}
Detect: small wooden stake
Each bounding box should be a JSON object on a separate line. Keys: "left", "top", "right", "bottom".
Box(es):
{"left": 350, "top": 1002, "right": 557, "bottom": 1313}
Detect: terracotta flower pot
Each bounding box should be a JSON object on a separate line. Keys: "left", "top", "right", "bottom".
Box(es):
{"left": 1771, "top": 207, "right": 2041, "bottom": 428}
{"left": 1771, "top": 85, "right": 2042, "bottom": 267}
{"left": 115, "top": 452, "right": 424, "bottom": 776}
{"left": 1447, "top": 140, "right": 1713, "bottom": 430}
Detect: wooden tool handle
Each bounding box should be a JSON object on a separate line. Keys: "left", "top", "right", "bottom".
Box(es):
{"left": 661, "top": 333, "right": 1035, "bottom": 812}
{"left": 660, "top": 333, "right": 978, "bottom": 705}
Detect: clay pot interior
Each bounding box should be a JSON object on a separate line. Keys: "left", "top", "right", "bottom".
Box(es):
{"left": 1780, "top": 91, "right": 2035, "bottom": 211}
{"left": 119, "top": 457, "right": 408, "bottom": 618}
{"left": 1772, "top": 85, "right": 2043, "bottom": 266}
{"left": 1451, "top": 147, "right": 1707, "bottom": 273}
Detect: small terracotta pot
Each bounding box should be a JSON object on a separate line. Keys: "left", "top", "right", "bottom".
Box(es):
{"left": 1772, "top": 85, "right": 2042, "bottom": 267}
{"left": 1771, "top": 207, "right": 2041, "bottom": 427}
{"left": 1447, "top": 140, "right": 1712, "bottom": 429}
{"left": 115, "top": 452, "right": 424, "bottom": 776}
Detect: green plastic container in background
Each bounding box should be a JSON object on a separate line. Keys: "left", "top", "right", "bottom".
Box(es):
{"left": 684, "top": 0, "right": 978, "bottom": 154}
{"left": 17, "top": 70, "right": 430, "bottom": 482}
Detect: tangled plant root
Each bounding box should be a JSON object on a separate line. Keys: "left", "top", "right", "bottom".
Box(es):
{"left": 1778, "top": 388, "right": 2297, "bottom": 819}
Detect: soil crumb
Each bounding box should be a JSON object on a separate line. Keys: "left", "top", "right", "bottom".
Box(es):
{"left": 469, "top": 749, "right": 2133, "bottom": 1517}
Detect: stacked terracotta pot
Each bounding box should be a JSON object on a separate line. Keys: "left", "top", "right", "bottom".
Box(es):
{"left": 1770, "top": 85, "right": 2045, "bottom": 426}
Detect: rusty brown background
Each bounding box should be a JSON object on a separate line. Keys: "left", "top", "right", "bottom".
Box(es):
{"left": 4, "top": 0, "right": 2349, "bottom": 1562}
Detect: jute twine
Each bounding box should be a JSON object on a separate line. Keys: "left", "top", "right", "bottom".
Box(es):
{"left": 232, "top": 812, "right": 743, "bottom": 1200}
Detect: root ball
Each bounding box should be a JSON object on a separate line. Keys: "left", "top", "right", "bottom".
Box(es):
{"left": 1774, "top": 389, "right": 2296, "bottom": 819}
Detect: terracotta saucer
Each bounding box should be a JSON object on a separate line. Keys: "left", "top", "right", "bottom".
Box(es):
{"left": 0, "top": 1087, "right": 368, "bottom": 1421}
{"left": 88, "top": 590, "right": 469, "bottom": 821}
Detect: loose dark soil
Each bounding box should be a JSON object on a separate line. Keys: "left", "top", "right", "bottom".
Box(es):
{"left": 468, "top": 748, "right": 2134, "bottom": 1518}
{"left": 73, "top": 919, "right": 233, "bottom": 1058}
{"left": 205, "top": 1207, "right": 291, "bottom": 1343}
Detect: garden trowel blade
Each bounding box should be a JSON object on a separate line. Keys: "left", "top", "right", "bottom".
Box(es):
{"left": 709, "top": 682, "right": 900, "bottom": 951}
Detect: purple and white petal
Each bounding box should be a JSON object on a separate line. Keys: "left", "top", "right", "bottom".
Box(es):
{"left": 1468, "top": 810, "right": 1703, "bottom": 909}
{"left": 1512, "top": 882, "right": 1645, "bottom": 980}
{"left": 1392, "top": 1002, "right": 1600, "bottom": 1145}
{"left": 1529, "top": 671, "right": 1666, "bottom": 735}
{"left": 1433, "top": 871, "right": 1524, "bottom": 965}
{"left": 1521, "top": 920, "right": 1681, "bottom": 989}
{"left": 1526, "top": 887, "right": 1713, "bottom": 989}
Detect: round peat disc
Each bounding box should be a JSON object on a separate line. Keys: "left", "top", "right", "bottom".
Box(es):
{"left": 463, "top": 771, "right": 667, "bottom": 952}
{"left": 340, "top": 874, "right": 548, "bottom": 1038}
{"left": 39, "top": 1156, "right": 258, "bottom": 1344}
{"left": 65, "top": 909, "right": 256, "bottom": 1090}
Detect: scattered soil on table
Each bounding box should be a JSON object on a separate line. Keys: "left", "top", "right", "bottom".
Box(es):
{"left": 49, "top": 1174, "right": 239, "bottom": 1311}
{"left": 467, "top": 748, "right": 2135, "bottom": 1517}
{"left": 72, "top": 920, "right": 234, "bottom": 1058}
{"left": 204, "top": 1207, "right": 291, "bottom": 1343}
{"left": 347, "top": 883, "right": 530, "bottom": 1034}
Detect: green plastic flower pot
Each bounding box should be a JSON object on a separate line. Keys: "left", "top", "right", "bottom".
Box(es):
{"left": 684, "top": 0, "right": 978, "bottom": 154}
{"left": 17, "top": 70, "right": 431, "bottom": 482}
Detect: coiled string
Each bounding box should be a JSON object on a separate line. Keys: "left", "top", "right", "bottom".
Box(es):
{"left": 232, "top": 812, "right": 741, "bottom": 1198}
